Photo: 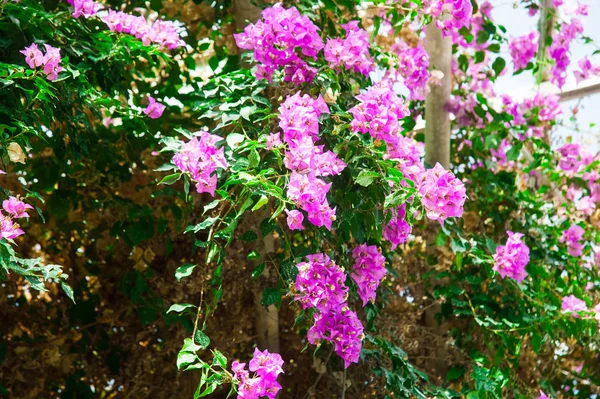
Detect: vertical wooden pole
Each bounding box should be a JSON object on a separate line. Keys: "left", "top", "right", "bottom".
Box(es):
{"left": 423, "top": 22, "right": 452, "bottom": 380}
{"left": 424, "top": 23, "right": 452, "bottom": 169}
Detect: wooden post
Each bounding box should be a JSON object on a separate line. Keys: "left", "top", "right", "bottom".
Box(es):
{"left": 423, "top": 22, "right": 452, "bottom": 380}
{"left": 425, "top": 23, "right": 452, "bottom": 169}
{"left": 537, "top": 0, "right": 556, "bottom": 84}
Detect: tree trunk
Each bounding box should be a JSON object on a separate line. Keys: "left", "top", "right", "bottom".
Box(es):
{"left": 537, "top": 0, "right": 556, "bottom": 84}
{"left": 424, "top": 23, "right": 451, "bottom": 169}
{"left": 423, "top": 22, "right": 452, "bottom": 381}
{"left": 254, "top": 231, "right": 280, "bottom": 354}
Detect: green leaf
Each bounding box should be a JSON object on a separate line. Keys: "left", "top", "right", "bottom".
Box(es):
{"left": 252, "top": 195, "right": 269, "bottom": 211}
{"left": 185, "top": 217, "right": 219, "bottom": 234}
{"left": 212, "top": 350, "right": 227, "bottom": 368}
{"left": 194, "top": 330, "right": 211, "bottom": 348}
{"left": 240, "top": 106, "right": 258, "bottom": 121}
{"left": 531, "top": 332, "right": 542, "bottom": 353}
{"left": 203, "top": 199, "right": 221, "bottom": 214}
{"left": 25, "top": 275, "right": 47, "bottom": 292}
{"left": 240, "top": 231, "right": 258, "bottom": 242}
{"left": 61, "top": 282, "right": 75, "bottom": 303}
{"left": 159, "top": 173, "right": 182, "bottom": 185}
{"left": 252, "top": 262, "right": 266, "bottom": 279}
{"left": 247, "top": 250, "right": 260, "bottom": 261}
{"left": 355, "top": 170, "right": 380, "bottom": 187}
{"left": 435, "top": 231, "right": 447, "bottom": 247}
{"left": 177, "top": 351, "right": 198, "bottom": 370}
{"left": 485, "top": 238, "right": 498, "bottom": 254}
{"left": 182, "top": 337, "right": 202, "bottom": 353}
{"left": 506, "top": 142, "right": 521, "bottom": 161}
{"left": 492, "top": 57, "right": 506, "bottom": 77}
{"left": 451, "top": 239, "right": 467, "bottom": 253}
{"left": 226, "top": 133, "right": 245, "bottom": 149}
{"left": 384, "top": 190, "right": 408, "bottom": 209}
{"left": 176, "top": 264, "right": 198, "bottom": 281}
{"left": 167, "top": 303, "right": 197, "bottom": 314}
{"left": 446, "top": 366, "right": 464, "bottom": 381}
{"left": 261, "top": 287, "right": 281, "bottom": 306}
{"left": 248, "top": 149, "right": 260, "bottom": 169}
{"left": 198, "top": 382, "right": 218, "bottom": 397}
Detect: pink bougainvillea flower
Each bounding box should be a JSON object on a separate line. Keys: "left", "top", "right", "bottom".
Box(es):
{"left": 560, "top": 224, "right": 585, "bottom": 257}
{"left": 20, "top": 43, "right": 45, "bottom": 69}
{"left": 68, "top": 0, "right": 102, "bottom": 18}
{"left": 2, "top": 196, "right": 34, "bottom": 219}
{"left": 284, "top": 209, "right": 304, "bottom": 231}
{"left": 561, "top": 294, "right": 588, "bottom": 317}
{"left": 248, "top": 348, "right": 284, "bottom": 378}
{"left": 418, "top": 163, "right": 467, "bottom": 224}
{"left": 382, "top": 204, "right": 412, "bottom": 249}
{"left": 324, "top": 21, "right": 375, "bottom": 76}
{"left": 100, "top": 10, "right": 184, "bottom": 50}
{"left": 538, "top": 390, "right": 550, "bottom": 399}
{"left": 234, "top": 4, "right": 324, "bottom": 84}
{"left": 0, "top": 214, "right": 25, "bottom": 240}
{"left": 351, "top": 244, "right": 387, "bottom": 306}
{"left": 266, "top": 133, "right": 282, "bottom": 150}
{"left": 508, "top": 31, "right": 539, "bottom": 71}
{"left": 493, "top": 231, "right": 530, "bottom": 283}
{"left": 42, "top": 44, "right": 63, "bottom": 81}
{"left": 143, "top": 96, "right": 166, "bottom": 119}
{"left": 232, "top": 349, "right": 284, "bottom": 399}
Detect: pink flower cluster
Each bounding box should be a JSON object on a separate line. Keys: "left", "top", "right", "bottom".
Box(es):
{"left": 493, "top": 231, "right": 530, "bottom": 283}
{"left": 143, "top": 96, "right": 166, "bottom": 119}
{"left": 1, "top": 196, "right": 33, "bottom": 240}
{"left": 391, "top": 41, "right": 429, "bottom": 101}
{"left": 385, "top": 136, "right": 426, "bottom": 185}
{"left": 324, "top": 21, "right": 375, "bottom": 77}
{"left": 521, "top": 92, "right": 562, "bottom": 123}
{"left": 351, "top": 244, "right": 387, "bottom": 306}
{"left": 557, "top": 143, "right": 590, "bottom": 176}
{"left": 560, "top": 224, "right": 585, "bottom": 257}
{"left": 548, "top": 18, "right": 583, "bottom": 88}
{"left": 349, "top": 81, "right": 466, "bottom": 225}
{"left": 450, "top": 1, "right": 492, "bottom": 48}
{"left": 101, "top": 10, "right": 184, "bottom": 50}
{"left": 418, "top": 163, "right": 467, "bottom": 224}
{"left": 295, "top": 254, "right": 363, "bottom": 368}
{"left": 234, "top": 4, "right": 323, "bottom": 84}
{"left": 349, "top": 80, "right": 409, "bottom": 148}
{"left": 308, "top": 304, "right": 364, "bottom": 368}
{"left": 20, "top": 43, "right": 63, "bottom": 81}
{"left": 278, "top": 93, "right": 345, "bottom": 230}
{"left": 490, "top": 138, "right": 514, "bottom": 168}
{"left": 574, "top": 57, "right": 600, "bottom": 84}
{"left": 424, "top": 0, "right": 473, "bottom": 36}
{"left": 382, "top": 204, "right": 412, "bottom": 249}
{"left": 172, "top": 133, "right": 228, "bottom": 196}
{"left": 561, "top": 294, "right": 588, "bottom": 317}
{"left": 508, "top": 31, "right": 539, "bottom": 71}
{"left": 66, "top": 0, "right": 102, "bottom": 18}
{"left": 232, "top": 348, "right": 284, "bottom": 399}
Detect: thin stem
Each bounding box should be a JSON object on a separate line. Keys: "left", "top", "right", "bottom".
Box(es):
{"left": 302, "top": 347, "right": 334, "bottom": 399}
{"left": 341, "top": 368, "right": 347, "bottom": 399}
{"left": 191, "top": 277, "right": 205, "bottom": 342}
